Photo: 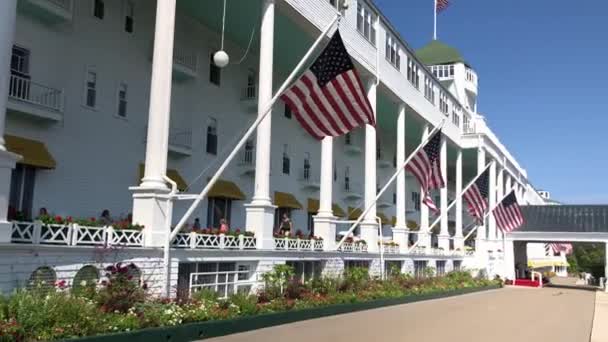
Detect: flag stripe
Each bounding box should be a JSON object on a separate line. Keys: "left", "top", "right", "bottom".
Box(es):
{"left": 299, "top": 74, "right": 346, "bottom": 135}
{"left": 282, "top": 90, "right": 326, "bottom": 139}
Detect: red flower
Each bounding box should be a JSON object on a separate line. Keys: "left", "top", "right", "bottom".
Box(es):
{"left": 54, "top": 215, "right": 63, "bottom": 223}
{"left": 55, "top": 279, "right": 67, "bottom": 289}
{"left": 235, "top": 228, "right": 241, "bottom": 234}
{"left": 66, "top": 216, "right": 73, "bottom": 222}
{"left": 90, "top": 217, "right": 96, "bottom": 222}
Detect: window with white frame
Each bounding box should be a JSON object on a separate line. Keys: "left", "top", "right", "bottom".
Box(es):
{"left": 286, "top": 261, "right": 322, "bottom": 283}
{"left": 206, "top": 117, "right": 218, "bottom": 155}
{"left": 424, "top": 76, "right": 435, "bottom": 104}
{"left": 124, "top": 0, "right": 134, "bottom": 33}
{"left": 407, "top": 59, "right": 420, "bottom": 89}
{"left": 9, "top": 164, "right": 36, "bottom": 220}
{"left": 282, "top": 144, "right": 290, "bottom": 175}
{"left": 185, "top": 262, "right": 255, "bottom": 298}
{"left": 92, "top": 0, "right": 105, "bottom": 20}
{"left": 412, "top": 191, "right": 421, "bottom": 211}
{"left": 117, "top": 82, "right": 128, "bottom": 117}
{"left": 207, "top": 197, "right": 232, "bottom": 228}
{"left": 436, "top": 260, "right": 446, "bottom": 276}
{"left": 356, "top": 2, "right": 376, "bottom": 46}
{"left": 453, "top": 260, "right": 462, "bottom": 271}
{"left": 385, "top": 32, "right": 400, "bottom": 69}
{"left": 451, "top": 107, "right": 460, "bottom": 127}
{"left": 414, "top": 260, "right": 427, "bottom": 278}
{"left": 84, "top": 67, "right": 97, "bottom": 108}
{"left": 439, "top": 91, "right": 449, "bottom": 114}
{"left": 463, "top": 115, "right": 471, "bottom": 133}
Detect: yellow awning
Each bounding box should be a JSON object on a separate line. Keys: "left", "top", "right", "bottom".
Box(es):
{"left": 307, "top": 199, "right": 345, "bottom": 217}
{"left": 348, "top": 207, "right": 363, "bottom": 220}
{"left": 275, "top": 192, "right": 302, "bottom": 209}
{"left": 406, "top": 220, "right": 420, "bottom": 231}
{"left": 528, "top": 260, "right": 569, "bottom": 268}
{"left": 377, "top": 212, "right": 390, "bottom": 225}
{"left": 5, "top": 135, "right": 55, "bottom": 169}
{"left": 208, "top": 179, "right": 246, "bottom": 200}
{"left": 139, "top": 164, "right": 188, "bottom": 191}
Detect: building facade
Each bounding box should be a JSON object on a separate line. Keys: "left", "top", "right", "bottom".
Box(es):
{"left": 0, "top": 0, "right": 547, "bottom": 296}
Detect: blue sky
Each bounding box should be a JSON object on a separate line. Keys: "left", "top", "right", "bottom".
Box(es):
{"left": 374, "top": 0, "right": 608, "bottom": 204}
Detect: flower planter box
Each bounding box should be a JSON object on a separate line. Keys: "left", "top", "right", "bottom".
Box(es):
{"left": 68, "top": 285, "right": 500, "bottom": 342}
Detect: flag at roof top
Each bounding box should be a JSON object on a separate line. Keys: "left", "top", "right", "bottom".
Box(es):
{"left": 463, "top": 168, "right": 489, "bottom": 224}
{"left": 405, "top": 130, "right": 445, "bottom": 212}
{"left": 435, "top": 0, "right": 450, "bottom": 13}
{"left": 493, "top": 191, "right": 524, "bottom": 233}
{"left": 280, "top": 30, "right": 375, "bottom": 140}
{"left": 436, "top": 0, "right": 450, "bottom": 13}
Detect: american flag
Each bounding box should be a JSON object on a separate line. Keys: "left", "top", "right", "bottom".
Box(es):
{"left": 492, "top": 191, "right": 524, "bottom": 233}
{"left": 549, "top": 243, "right": 573, "bottom": 255}
{"left": 436, "top": 0, "right": 450, "bottom": 13}
{"left": 463, "top": 168, "right": 489, "bottom": 224}
{"left": 280, "top": 31, "right": 375, "bottom": 140}
{"left": 405, "top": 130, "right": 444, "bottom": 212}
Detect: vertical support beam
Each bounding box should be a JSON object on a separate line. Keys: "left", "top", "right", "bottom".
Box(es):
{"left": 245, "top": 0, "right": 277, "bottom": 249}
{"left": 454, "top": 149, "right": 464, "bottom": 250}
{"left": 506, "top": 175, "right": 512, "bottom": 196}
{"left": 131, "top": 0, "right": 176, "bottom": 247}
{"left": 496, "top": 163, "right": 504, "bottom": 240}
{"left": 488, "top": 159, "right": 497, "bottom": 242}
{"left": 418, "top": 124, "right": 431, "bottom": 249}
{"left": 360, "top": 78, "right": 378, "bottom": 252}
{"left": 314, "top": 137, "right": 336, "bottom": 251}
{"left": 503, "top": 238, "right": 516, "bottom": 281}
{"left": 0, "top": 0, "right": 17, "bottom": 151}
{"left": 393, "top": 104, "right": 408, "bottom": 253}
{"left": 476, "top": 145, "right": 486, "bottom": 241}
{"left": 438, "top": 136, "right": 449, "bottom": 250}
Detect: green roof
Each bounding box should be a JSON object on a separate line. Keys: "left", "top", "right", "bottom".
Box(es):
{"left": 415, "top": 40, "right": 467, "bottom": 66}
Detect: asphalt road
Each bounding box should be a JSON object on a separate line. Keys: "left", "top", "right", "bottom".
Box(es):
{"left": 203, "top": 287, "right": 595, "bottom": 342}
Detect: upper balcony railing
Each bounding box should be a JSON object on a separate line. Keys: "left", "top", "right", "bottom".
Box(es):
{"left": 168, "top": 127, "right": 193, "bottom": 152}
{"left": 8, "top": 74, "right": 64, "bottom": 115}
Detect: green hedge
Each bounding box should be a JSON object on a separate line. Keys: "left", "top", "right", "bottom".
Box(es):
{"left": 71, "top": 285, "right": 500, "bottom": 342}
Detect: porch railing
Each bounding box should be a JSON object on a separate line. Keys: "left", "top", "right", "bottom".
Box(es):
{"left": 8, "top": 74, "right": 63, "bottom": 112}
{"left": 172, "top": 232, "right": 257, "bottom": 250}
{"left": 273, "top": 237, "right": 324, "bottom": 251}
{"left": 10, "top": 221, "right": 143, "bottom": 247}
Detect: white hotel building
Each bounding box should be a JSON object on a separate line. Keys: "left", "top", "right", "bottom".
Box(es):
{"left": 0, "top": 0, "right": 548, "bottom": 296}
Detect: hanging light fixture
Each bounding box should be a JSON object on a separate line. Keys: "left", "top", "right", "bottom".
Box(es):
{"left": 213, "top": 0, "right": 229, "bottom": 68}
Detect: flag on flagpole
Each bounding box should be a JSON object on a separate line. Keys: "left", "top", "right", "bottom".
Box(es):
{"left": 280, "top": 30, "right": 375, "bottom": 140}
{"left": 405, "top": 130, "right": 444, "bottom": 212}
{"left": 436, "top": 0, "right": 450, "bottom": 13}
{"left": 463, "top": 168, "right": 489, "bottom": 224}
{"left": 492, "top": 191, "right": 524, "bottom": 233}
{"left": 549, "top": 243, "right": 573, "bottom": 255}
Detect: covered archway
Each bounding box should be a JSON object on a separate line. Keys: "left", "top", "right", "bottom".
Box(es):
{"left": 503, "top": 205, "right": 608, "bottom": 284}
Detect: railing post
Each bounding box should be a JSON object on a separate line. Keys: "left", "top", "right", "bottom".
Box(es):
{"left": 189, "top": 232, "right": 197, "bottom": 249}
{"left": 219, "top": 233, "right": 226, "bottom": 249}
{"left": 310, "top": 239, "right": 315, "bottom": 251}
{"left": 238, "top": 234, "right": 244, "bottom": 250}
{"left": 33, "top": 221, "right": 42, "bottom": 244}
{"left": 284, "top": 237, "right": 289, "bottom": 251}
{"left": 70, "top": 223, "right": 79, "bottom": 246}
{"left": 106, "top": 226, "right": 115, "bottom": 246}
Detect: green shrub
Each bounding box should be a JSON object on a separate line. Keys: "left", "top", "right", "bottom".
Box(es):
{"left": 261, "top": 264, "right": 294, "bottom": 299}
{"left": 343, "top": 267, "right": 369, "bottom": 291}
{"left": 228, "top": 293, "right": 258, "bottom": 316}
{"left": 191, "top": 288, "right": 219, "bottom": 303}
{"left": 96, "top": 263, "right": 146, "bottom": 313}
{"left": 135, "top": 301, "right": 185, "bottom": 328}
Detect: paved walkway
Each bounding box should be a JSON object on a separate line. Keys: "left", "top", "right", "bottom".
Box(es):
{"left": 204, "top": 287, "right": 595, "bottom": 342}
{"left": 591, "top": 291, "right": 608, "bottom": 342}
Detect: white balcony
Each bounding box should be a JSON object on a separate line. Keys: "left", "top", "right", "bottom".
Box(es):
{"left": 168, "top": 127, "right": 193, "bottom": 156}
{"left": 344, "top": 134, "right": 362, "bottom": 155}
{"left": 237, "top": 146, "right": 256, "bottom": 176}
{"left": 18, "top": 0, "right": 72, "bottom": 24}
{"left": 240, "top": 85, "right": 258, "bottom": 113}
{"left": 376, "top": 151, "right": 392, "bottom": 169}
{"left": 343, "top": 181, "right": 363, "bottom": 201}
{"left": 172, "top": 44, "right": 198, "bottom": 80}
{"left": 7, "top": 74, "right": 63, "bottom": 121}
{"left": 298, "top": 168, "right": 320, "bottom": 190}
{"left": 377, "top": 192, "right": 393, "bottom": 209}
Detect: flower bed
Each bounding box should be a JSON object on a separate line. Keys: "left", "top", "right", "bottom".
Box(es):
{"left": 0, "top": 264, "right": 501, "bottom": 342}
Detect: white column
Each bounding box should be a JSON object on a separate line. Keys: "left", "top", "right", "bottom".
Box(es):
{"left": 438, "top": 136, "right": 449, "bottom": 250}
{"left": 360, "top": 78, "right": 378, "bottom": 252}
{"left": 454, "top": 149, "right": 464, "bottom": 250}
{"left": 393, "top": 104, "right": 408, "bottom": 253}
{"left": 314, "top": 137, "right": 336, "bottom": 251}
{"left": 503, "top": 238, "right": 516, "bottom": 281}
{"left": 131, "top": 0, "right": 176, "bottom": 247}
{"left": 476, "top": 146, "right": 486, "bottom": 241}
{"left": 506, "top": 174, "right": 512, "bottom": 195}
{"left": 496, "top": 164, "right": 504, "bottom": 240}
{"left": 245, "top": 0, "right": 277, "bottom": 249}
{"left": 0, "top": 0, "right": 20, "bottom": 243}
{"left": 418, "top": 124, "right": 431, "bottom": 249}
{"left": 488, "top": 159, "right": 497, "bottom": 242}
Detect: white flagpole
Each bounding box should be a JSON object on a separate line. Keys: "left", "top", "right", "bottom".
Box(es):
{"left": 335, "top": 119, "right": 447, "bottom": 250}
{"left": 407, "top": 161, "right": 495, "bottom": 253}
{"left": 433, "top": 0, "right": 437, "bottom": 40}
{"left": 167, "top": 14, "right": 341, "bottom": 243}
